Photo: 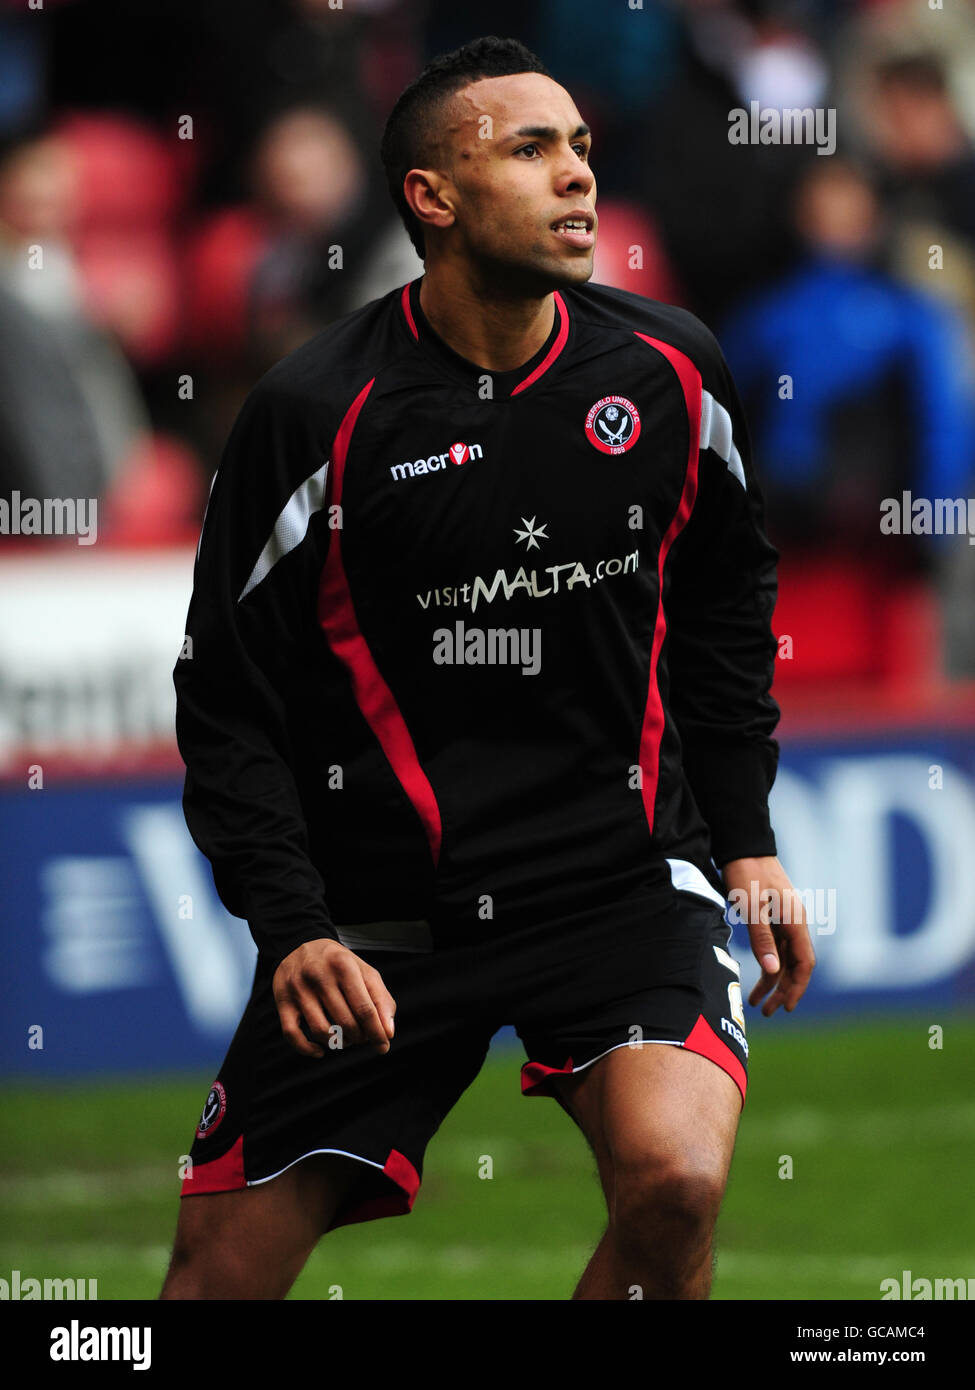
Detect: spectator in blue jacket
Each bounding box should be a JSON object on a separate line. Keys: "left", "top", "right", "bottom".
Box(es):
{"left": 720, "top": 156, "right": 975, "bottom": 562}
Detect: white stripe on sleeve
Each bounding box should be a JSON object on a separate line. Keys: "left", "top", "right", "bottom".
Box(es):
{"left": 238, "top": 459, "right": 329, "bottom": 601}
{"left": 700, "top": 391, "right": 746, "bottom": 490}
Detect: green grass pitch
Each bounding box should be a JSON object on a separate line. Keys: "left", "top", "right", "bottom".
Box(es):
{"left": 2, "top": 1015, "right": 973, "bottom": 1300}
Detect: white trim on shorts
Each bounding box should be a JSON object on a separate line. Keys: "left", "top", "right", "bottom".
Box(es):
{"left": 666, "top": 857, "right": 727, "bottom": 911}
{"left": 527, "top": 1037, "right": 683, "bottom": 1086}
{"left": 247, "top": 1146, "right": 384, "bottom": 1187}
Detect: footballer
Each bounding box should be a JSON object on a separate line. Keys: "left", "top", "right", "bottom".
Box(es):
{"left": 160, "top": 36, "right": 815, "bottom": 1301}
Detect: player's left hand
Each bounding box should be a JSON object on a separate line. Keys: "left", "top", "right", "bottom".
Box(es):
{"left": 721, "top": 855, "right": 816, "bottom": 1016}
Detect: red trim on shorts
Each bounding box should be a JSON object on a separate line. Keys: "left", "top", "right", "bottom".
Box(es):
{"left": 682, "top": 1013, "right": 747, "bottom": 1104}
{"left": 521, "top": 1022, "right": 747, "bottom": 1106}
{"left": 519, "top": 1056, "right": 575, "bottom": 1095}
{"left": 327, "top": 1148, "right": 421, "bottom": 1231}
{"left": 180, "top": 1134, "right": 245, "bottom": 1196}
{"left": 383, "top": 1147, "right": 421, "bottom": 1199}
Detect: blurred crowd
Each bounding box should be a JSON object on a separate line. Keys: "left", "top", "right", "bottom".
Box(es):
{"left": 2, "top": 0, "right": 975, "bottom": 689}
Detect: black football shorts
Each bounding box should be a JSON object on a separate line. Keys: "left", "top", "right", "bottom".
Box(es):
{"left": 180, "top": 885, "right": 750, "bottom": 1229}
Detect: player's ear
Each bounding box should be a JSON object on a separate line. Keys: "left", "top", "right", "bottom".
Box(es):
{"left": 403, "top": 168, "right": 456, "bottom": 237}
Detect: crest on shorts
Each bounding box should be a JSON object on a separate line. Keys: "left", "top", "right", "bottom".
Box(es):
{"left": 585, "top": 396, "right": 641, "bottom": 454}
{"left": 196, "top": 1080, "right": 227, "bottom": 1139}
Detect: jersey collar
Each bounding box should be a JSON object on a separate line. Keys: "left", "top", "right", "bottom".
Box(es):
{"left": 400, "top": 276, "right": 570, "bottom": 397}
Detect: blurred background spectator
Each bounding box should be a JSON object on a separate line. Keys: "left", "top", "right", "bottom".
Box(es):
{"left": 722, "top": 153, "right": 975, "bottom": 555}
{"left": 0, "top": 122, "right": 147, "bottom": 506}
{"left": 720, "top": 154, "right": 975, "bottom": 688}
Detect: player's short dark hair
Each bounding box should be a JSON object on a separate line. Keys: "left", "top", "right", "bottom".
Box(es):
{"left": 380, "top": 35, "right": 550, "bottom": 260}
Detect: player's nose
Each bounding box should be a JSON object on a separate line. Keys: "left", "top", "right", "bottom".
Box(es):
{"left": 554, "top": 148, "right": 594, "bottom": 200}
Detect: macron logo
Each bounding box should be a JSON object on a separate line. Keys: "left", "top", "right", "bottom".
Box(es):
{"left": 391, "top": 441, "right": 483, "bottom": 482}
{"left": 720, "top": 1017, "right": 749, "bottom": 1057}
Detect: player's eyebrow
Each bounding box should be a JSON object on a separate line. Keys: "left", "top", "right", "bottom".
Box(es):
{"left": 509, "top": 123, "right": 591, "bottom": 143}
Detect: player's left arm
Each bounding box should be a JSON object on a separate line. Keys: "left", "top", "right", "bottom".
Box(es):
{"left": 664, "top": 329, "right": 815, "bottom": 1013}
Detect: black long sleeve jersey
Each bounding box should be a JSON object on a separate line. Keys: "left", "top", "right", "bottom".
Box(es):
{"left": 175, "top": 277, "right": 780, "bottom": 970}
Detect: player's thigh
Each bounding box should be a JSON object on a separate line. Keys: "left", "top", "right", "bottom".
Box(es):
{"left": 169, "top": 1152, "right": 362, "bottom": 1273}
{"left": 552, "top": 1043, "right": 742, "bottom": 1218}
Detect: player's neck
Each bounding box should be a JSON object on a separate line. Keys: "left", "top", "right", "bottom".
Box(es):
{"left": 418, "top": 265, "right": 556, "bottom": 374}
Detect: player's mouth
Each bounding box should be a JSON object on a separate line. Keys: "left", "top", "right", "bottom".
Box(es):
{"left": 550, "top": 209, "right": 595, "bottom": 249}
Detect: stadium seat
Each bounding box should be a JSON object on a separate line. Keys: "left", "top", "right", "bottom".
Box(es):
{"left": 591, "top": 198, "right": 684, "bottom": 303}
{"left": 57, "top": 112, "right": 187, "bottom": 230}
{"left": 99, "top": 433, "right": 205, "bottom": 547}
{"left": 56, "top": 113, "right": 188, "bottom": 363}
{"left": 772, "top": 556, "right": 941, "bottom": 690}
{"left": 183, "top": 207, "right": 269, "bottom": 360}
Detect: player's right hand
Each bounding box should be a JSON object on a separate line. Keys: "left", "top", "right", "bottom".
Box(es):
{"left": 272, "top": 939, "right": 397, "bottom": 1059}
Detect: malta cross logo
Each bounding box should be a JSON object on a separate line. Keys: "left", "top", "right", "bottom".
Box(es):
{"left": 514, "top": 516, "right": 549, "bottom": 550}
{"left": 585, "top": 395, "right": 641, "bottom": 454}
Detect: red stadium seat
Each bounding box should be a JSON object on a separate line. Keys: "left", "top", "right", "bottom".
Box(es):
{"left": 99, "top": 433, "right": 205, "bottom": 547}
{"left": 55, "top": 113, "right": 189, "bottom": 363}
{"left": 183, "top": 206, "right": 270, "bottom": 360}
{"left": 591, "top": 198, "right": 684, "bottom": 304}
{"left": 56, "top": 112, "right": 188, "bottom": 231}
{"left": 772, "top": 556, "right": 940, "bottom": 690}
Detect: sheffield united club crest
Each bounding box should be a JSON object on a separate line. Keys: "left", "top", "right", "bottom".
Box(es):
{"left": 195, "top": 1080, "right": 227, "bottom": 1140}
{"left": 585, "top": 396, "right": 641, "bottom": 455}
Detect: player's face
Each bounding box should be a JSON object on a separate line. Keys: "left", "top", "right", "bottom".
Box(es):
{"left": 435, "top": 73, "right": 597, "bottom": 293}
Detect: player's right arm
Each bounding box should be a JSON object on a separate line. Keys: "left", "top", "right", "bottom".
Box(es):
{"left": 174, "top": 377, "right": 395, "bottom": 1055}
{"left": 663, "top": 328, "right": 815, "bottom": 1012}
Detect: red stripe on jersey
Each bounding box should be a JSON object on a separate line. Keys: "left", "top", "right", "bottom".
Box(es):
{"left": 180, "top": 1134, "right": 245, "bottom": 1196}
{"left": 317, "top": 379, "right": 443, "bottom": 864}
{"left": 632, "top": 333, "right": 703, "bottom": 837}
{"left": 682, "top": 1013, "right": 747, "bottom": 1105}
{"left": 401, "top": 281, "right": 419, "bottom": 340}
{"left": 510, "top": 292, "right": 570, "bottom": 396}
